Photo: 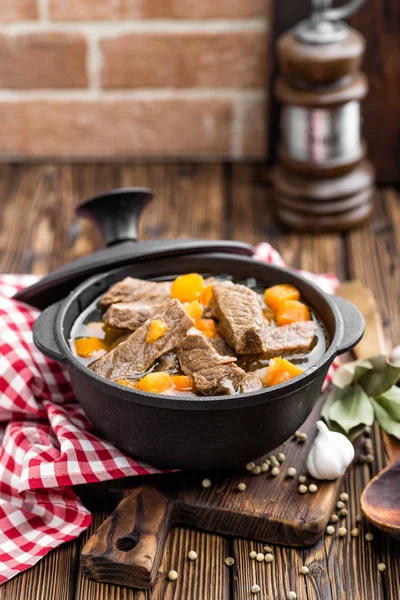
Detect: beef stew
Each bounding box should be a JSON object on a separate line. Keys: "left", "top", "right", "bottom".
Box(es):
{"left": 70, "top": 274, "right": 327, "bottom": 397}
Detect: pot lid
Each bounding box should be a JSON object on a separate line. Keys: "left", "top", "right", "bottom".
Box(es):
{"left": 14, "top": 188, "right": 254, "bottom": 309}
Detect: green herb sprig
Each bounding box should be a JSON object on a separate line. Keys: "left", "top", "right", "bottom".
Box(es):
{"left": 322, "top": 355, "right": 400, "bottom": 441}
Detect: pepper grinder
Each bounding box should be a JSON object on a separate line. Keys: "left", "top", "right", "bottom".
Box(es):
{"left": 272, "top": 0, "right": 376, "bottom": 232}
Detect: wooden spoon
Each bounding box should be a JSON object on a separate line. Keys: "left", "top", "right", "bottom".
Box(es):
{"left": 336, "top": 280, "right": 400, "bottom": 540}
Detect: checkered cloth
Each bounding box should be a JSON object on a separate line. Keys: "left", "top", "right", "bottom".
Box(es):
{"left": 0, "top": 243, "right": 339, "bottom": 584}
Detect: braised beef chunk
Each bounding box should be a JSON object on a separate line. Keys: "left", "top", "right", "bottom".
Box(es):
{"left": 210, "top": 281, "right": 265, "bottom": 354}
{"left": 98, "top": 277, "right": 171, "bottom": 310}
{"left": 240, "top": 373, "right": 263, "bottom": 394}
{"left": 103, "top": 302, "right": 157, "bottom": 331}
{"left": 178, "top": 328, "right": 246, "bottom": 395}
{"left": 211, "top": 338, "right": 237, "bottom": 358}
{"left": 261, "top": 321, "right": 317, "bottom": 358}
{"left": 91, "top": 299, "right": 193, "bottom": 380}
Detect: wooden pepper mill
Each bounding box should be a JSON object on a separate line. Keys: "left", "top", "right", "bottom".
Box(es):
{"left": 273, "top": 0, "right": 376, "bottom": 232}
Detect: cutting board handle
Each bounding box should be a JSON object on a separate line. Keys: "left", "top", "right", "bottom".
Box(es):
{"left": 81, "top": 485, "right": 174, "bottom": 589}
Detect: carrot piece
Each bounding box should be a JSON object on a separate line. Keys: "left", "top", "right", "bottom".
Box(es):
{"left": 135, "top": 372, "right": 173, "bottom": 394}
{"left": 199, "top": 284, "right": 213, "bottom": 307}
{"left": 183, "top": 300, "right": 203, "bottom": 322}
{"left": 171, "top": 375, "right": 195, "bottom": 392}
{"left": 275, "top": 299, "right": 311, "bottom": 326}
{"left": 74, "top": 337, "right": 108, "bottom": 358}
{"left": 171, "top": 273, "right": 204, "bottom": 303}
{"left": 263, "top": 358, "right": 304, "bottom": 387}
{"left": 145, "top": 319, "right": 168, "bottom": 343}
{"left": 264, "top": 284, "right": 300, "bottom": 311}
{"left": 196, "top": 318, "right": 219, "bottom": 339}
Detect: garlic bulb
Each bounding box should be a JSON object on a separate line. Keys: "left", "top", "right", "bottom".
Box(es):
{"left": 306, "top": 421, "right": 355, "bottom": 481}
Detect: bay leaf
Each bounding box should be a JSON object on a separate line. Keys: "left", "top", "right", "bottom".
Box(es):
{"left": 359, "top": 354, "right": 400, "bottom": 397}
{"left": 374, "top": 385, "right": 400, "bottom": 421}
{"left": 321, "top": 387, "right": 344, "bottom": 421}
{"left": 329, "top": 385, "right": 374, "bottom": 433}
{"left": 332, "top": 359, "right": 373, "bottom": 389}
{"left": 371, "top": 397, "right": 400, "bottom": 440}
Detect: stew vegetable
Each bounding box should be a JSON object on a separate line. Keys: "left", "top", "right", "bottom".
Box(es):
{"left": 70, "top": 274, "right": 327, "bottom": 397}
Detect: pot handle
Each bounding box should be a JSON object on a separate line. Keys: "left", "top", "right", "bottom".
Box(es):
{"left": 76, "top": 187, "right": 154, "bottom": 247}
{"left": 331, "top": 295, "right": 365, "bottom": 355}
{"left": 33, "top": 301, "right": 66, "bottom": 363}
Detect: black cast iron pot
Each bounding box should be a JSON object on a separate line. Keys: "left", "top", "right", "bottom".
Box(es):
{"left": 29, "top": 189, "right": 364, "bottom": 470}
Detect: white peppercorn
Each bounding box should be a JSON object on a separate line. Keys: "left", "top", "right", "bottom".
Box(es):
{"left": 378, "top": 563, "right": 386, "bottom": 572}
{"left": 263, "top": 545, "right": 272, "bottom": 553}
{"left": 330, "top": 514, "right": 339, "bottom": 523}
{"left": 252, "top": 584, "right": 261, "bottom": 594}
{"left": 287, "top": 591, "right": 297, "bottom": 600}
{"left": 309, "top": 484, "right": 318, "bottom": 493}
{"left": 277, "top": 452, "right": 286, "bottom": 462}
{"left": 252, "top": 466, "right": 262, "bottom": 475}
{"left": 340, "top": 508, "right": 348, "bottom": 517}
{"left": 300, "top": 565, "right": 309, "bottom": 575}
{"left": 237, "top": 482, "right": 247, "bottom": 492}
{"left": 336, "top": 500, "right": 345, "bottom": 509}
{"left": 256, "top": 553, "right": 264, "bottom": 562}
{"left": 168, "top": 570, "right": 178, "bottom": 581}
{"left": 225, "top": 557, "right": 235, "bottom": 566}
{"left": 299, "top": 484, "right": 308, "bottom": 494}
{"left": 265, "top": 553, "right": 274, "bottom": 563}
{"left": 340, "top": 492, "right": 349, "bottom": 502}
{"left": 261, "top": 462, "right": 270, "bottom": 472}
{"left": 351, "top": 528, "right": 360, "bottom": 537}
{"left": 287, "top": 467, "right": 297, "bottom": 477}
{"left": 365, "top": 532, "right": 374, "bottom": 542}
{"left": 246, "top": 462, "right": 256, "bottom": 471}
{"left": 271, "top": 466, "right": 280, "bottom": 476}
{"left": 188, "top": 550, "right": 197, "bottom": 561}
{"left": 299, "top": 475, "right": 307, "bottom": 483}
{"left": 338, "top": 527, "right": 347, "bottom": 537}
{"left": 326, "top": 525, "right": 335, "bottom": 535}
{"left": 202, "top": 478, "right": 212, "bottom": 488}
{"left": 249, "top": 551, "right": 257, "bottom": 559}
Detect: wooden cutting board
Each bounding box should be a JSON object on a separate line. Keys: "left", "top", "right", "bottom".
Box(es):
{"left": 81, "top": 393, "right": 343, "bottom": 589}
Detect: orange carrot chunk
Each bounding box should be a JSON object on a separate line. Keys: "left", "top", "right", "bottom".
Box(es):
{"left": 183, "top": 300, "right": 204, "bottom": 322}
{"left": 199, "top": 284, "right": 213, "bottom": 307}
{"left": 75, "top": 337, "right": 108, "bottom": 358}
{"left": 171, "top": 273, "right": 204, "bottom": 303}
{"left": 196, "top": 318, "right": 219, "bottom": 339}
{"left": 135, "top": 372, "right": 173, "bottom": 394}
{"left": 263, "top": 358, "right": 304, "bottom": 387}
{"left": 264, "top": 284, "right": 300, "bottom": 311}
{"left": 275, "top": 299, "right": 311, "bottom": 326}
{"left": 145, "top": 319, "right": 168, "bottom": 343}
{"left": 171, "top": 375, "right": 196, "bottom": 392}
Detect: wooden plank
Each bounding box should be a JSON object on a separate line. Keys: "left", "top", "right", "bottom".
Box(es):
{"left": 121, "top": 163, "right": 224, "bottom": 241}
{"left": 346, "top": 187, "right": 400, "bottom": 600}
{"left": 0, "top": 540, "right": 79, "bottom": 600}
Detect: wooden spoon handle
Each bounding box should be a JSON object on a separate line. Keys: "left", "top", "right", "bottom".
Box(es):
{"left": 81, "top": 485, "right": 175, "bottom": 589}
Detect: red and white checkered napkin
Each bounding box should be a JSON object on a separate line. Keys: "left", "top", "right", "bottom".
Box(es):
{"left": 0, "top": 244, "right": 339, "bottom": 584}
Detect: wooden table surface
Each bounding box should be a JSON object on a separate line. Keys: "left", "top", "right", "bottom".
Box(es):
{"left": 0, "top": 163, "right": 399, "bottom": 600}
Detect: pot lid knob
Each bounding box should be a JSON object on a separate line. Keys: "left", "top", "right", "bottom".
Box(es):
{"left": 295, "top": 0, "right": 367, "bottom": 44}
{"left": 76, "top": 187, "right": 153, "bottom": 246}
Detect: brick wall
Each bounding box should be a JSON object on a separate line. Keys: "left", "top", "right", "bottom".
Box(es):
{"left": 0, "top": 0, "right": 271, "bottom": 160}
